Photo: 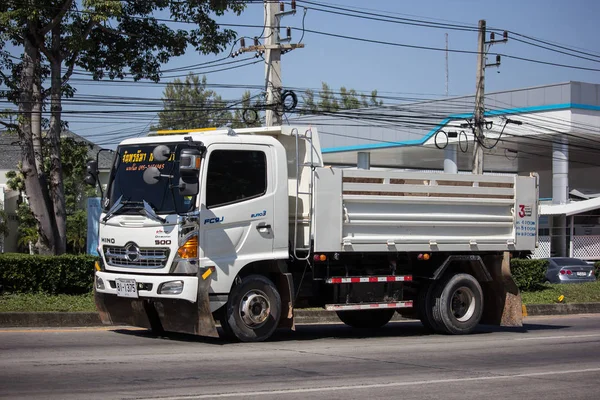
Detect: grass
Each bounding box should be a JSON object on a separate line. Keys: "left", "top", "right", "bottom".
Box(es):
{"left": 520, "top": 281, "right": 600, "bottom": 304}
{"left": 0, "top": 293, "right": 95, "bottom": 312}
{"left": 1, "top": 281, "right": 600, "bottom": 312}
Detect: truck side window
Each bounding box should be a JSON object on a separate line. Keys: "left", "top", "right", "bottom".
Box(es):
{"left": 206, "top": 150, "right": 267, "bottom": 208}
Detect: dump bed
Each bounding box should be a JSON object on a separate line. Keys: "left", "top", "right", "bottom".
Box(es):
{"left": 313, "top": 168, "right": 538, "bottom": 253}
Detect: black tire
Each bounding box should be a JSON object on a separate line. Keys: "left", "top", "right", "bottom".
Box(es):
{"left": 336, "top": 309, "right": 395, "bottom": 329}
{"left": 220, "top": 275, "right": 281, "bottom": 342}
{"left": 431, "top": 273, "right": 483, "bottom": 335}
{"left": 217, "top": 306, "right": 235, "bottom": 339}
{"left": 417, "top": 281, "right": 440, "bottom": 333}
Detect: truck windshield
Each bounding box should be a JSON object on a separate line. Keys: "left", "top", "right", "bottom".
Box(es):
{"left": 105, "top": 143, "right": 196, "bottom": 214}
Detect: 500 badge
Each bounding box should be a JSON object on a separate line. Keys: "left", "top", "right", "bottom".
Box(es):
{"left": 155, "top": 239, "right": 171, "bottom": 245}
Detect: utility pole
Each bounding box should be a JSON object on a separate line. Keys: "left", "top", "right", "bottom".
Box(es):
{"left": 264, "top": 1, "right": 282, "bottom": 126}
{"left": 471, "top": 20, "right": 507, "bottom": 174}
{"left": 234, "top": 1, "right": 304, "bottom": 126}
{"left": 443, "top": 32, "right": 458, "bottom": 174}
{"left": 472, "top": 20, "right": 486, "bottom": 175}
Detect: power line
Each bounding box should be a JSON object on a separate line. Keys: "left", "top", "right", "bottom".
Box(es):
{"left": 299, "top": 0, "right": 600, "bottom": 63}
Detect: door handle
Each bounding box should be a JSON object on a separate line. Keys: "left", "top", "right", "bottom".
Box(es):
{"left": 256, "top": 224, "right": 271, "bottom": 230}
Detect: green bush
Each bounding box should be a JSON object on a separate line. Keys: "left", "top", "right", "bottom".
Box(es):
{"left": 0, "top": 254, "right": 96, "bottom": 295}
{"left": 511, "top": 258, "right": 548, "bottom": 291}
{"left": 594, "top": 262, "right": 600, "bottom": 279}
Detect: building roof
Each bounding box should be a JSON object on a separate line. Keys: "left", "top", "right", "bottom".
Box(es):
{"left": 0, "top": 130, "right": 113, "bottom": 171}
{"left": 540, "top": 197, "right": 600, "bottom": 216}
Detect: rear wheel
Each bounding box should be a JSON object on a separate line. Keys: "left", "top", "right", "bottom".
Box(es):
{"left": 336, "top": 309, "right": 395, "bottom": 329}
{"left": 220, "top": 275, "right": 281, "bottom": 342}
{"left": 431, "top": 273, "right": 483, "bottom": 335}
{"left": 417, "top": 281, "right": 440, "bottom": 332}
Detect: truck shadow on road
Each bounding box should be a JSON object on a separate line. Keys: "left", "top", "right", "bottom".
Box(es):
{"left": 267, "top": 320, "right": 569, "bottom": 342}
{"left": 109, "top": 319, "right": 569, "bottom": 344}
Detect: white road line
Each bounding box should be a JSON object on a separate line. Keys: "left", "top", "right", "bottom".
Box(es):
{"left": 142, "top": 367, "right": 600, "bottom": 399}
{"left": 515, "top": 333, "right": 600, "bottom": 341}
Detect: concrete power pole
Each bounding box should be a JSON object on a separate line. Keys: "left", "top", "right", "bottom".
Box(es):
{"left": 264, "top": 1, "right": 282, "bottom": 126}
{"left": 443, "top": 32, "right": 458, "bottom": 174}
{"left": 472, "top": 20, "right": 486, "bottom": 175}
{"left": 236, "top": 1, "right": 304, "bottom": 126}
{"left": 471, "top": 20, "right": 507, "bottom": 174}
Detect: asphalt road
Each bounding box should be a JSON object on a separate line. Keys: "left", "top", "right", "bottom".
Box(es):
{"left": 1, "top": 315, "right": 600, "bottom": 400}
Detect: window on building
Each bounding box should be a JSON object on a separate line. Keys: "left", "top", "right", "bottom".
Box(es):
{"left": 206, "top": 150, "right": 267, "bottom": 208}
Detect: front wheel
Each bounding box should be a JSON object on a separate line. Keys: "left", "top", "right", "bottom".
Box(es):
{"left": 219, "top": 275, "right": 281, "bottom": 342}
{"left": 432, "top": 273, "right": 483, "bottom": 335}
{"left": 336, "top": 309, "right": 395, "bottom": 329}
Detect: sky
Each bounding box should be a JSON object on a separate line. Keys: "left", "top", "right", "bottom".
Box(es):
{"left": 4, "top": 0, "right": 600, "bottom": 148}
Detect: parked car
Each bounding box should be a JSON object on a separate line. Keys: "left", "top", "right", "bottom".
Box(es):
{"left": 544, "top": 257, "right": 597, "bottom": 284}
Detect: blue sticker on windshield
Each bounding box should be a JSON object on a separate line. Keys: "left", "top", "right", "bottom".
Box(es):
{"left": 251, "top": 210, "right": 267, "bottom": 218}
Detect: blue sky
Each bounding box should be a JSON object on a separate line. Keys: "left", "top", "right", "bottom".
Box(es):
{"left": 6, "top": 0, "right": 600, "bottom": 146}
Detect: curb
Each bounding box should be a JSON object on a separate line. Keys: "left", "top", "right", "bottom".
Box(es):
{"left": 1, "top": 304, "right": 600, "bottom": 328}
{"left": 0, "top": 312, "right": 104, "bottom": 328}
{"left": 522, "top": 302, "right": 600, "bottom": 316}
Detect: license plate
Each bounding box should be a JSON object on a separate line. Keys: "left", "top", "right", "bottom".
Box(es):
{"left": 116, "top": 278, "right": 138, "bottom": 298}
{"left": 576, "top": 272, "right": 587, "bottom": 277}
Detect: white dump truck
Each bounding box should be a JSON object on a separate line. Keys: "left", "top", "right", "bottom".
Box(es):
{"left": 86, "top": 125, "right": 538, "bottom": 342}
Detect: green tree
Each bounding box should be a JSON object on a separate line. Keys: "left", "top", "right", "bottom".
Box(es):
{"left": 231, "top": 91, "right": 264, "bottom": 128}
{"left": 66, "top": 209, "right": 87, "bottom": 254}
{"left": 15, "top": 203, "right": 39, "bottom": 253}
{"left": 60, "top": 137, "right": 95, "bottom": 214}
{"left": 300, "top": 83, "right": 383, "bottom": 114}
{"left": 368, "top": 90, "right": 383, "bottom": 107}
{"left": 340, "top": 87, "right": 361, "bottom": 110}
{"left": 0, "top": 0, "right": 246, "bottom": 254}
{"left": 6, "top": 136, "right": 101, "bottom": 254}
{"left": 158, "top": 74, "right": 232, "bottom": 130}
{"left": 317, "top": 82, "right": 340, "bottom": 113}
{"left": 301, "top": 89, "right": 319, "bottom": 115}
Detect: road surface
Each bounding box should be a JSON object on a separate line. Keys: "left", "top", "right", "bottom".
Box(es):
{"left": 1, "top": 315, "right": 600, "bottom": 399}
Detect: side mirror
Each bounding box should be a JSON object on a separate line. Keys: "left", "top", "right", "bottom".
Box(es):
{"left": 142, "top": 167, "right": 161, "bottom": 185}
{"left": 84, "top": 160, "right": 98, "bottom": 186}
{"left": 152, "top": 145, "right": 171, "bottom": 162}
{"left": 179, "top": 148, "right": 202, "bottom": 196}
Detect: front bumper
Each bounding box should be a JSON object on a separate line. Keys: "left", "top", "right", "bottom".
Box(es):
{"left": 95, "top": 271, "right": 199, "bottom": 302}
{"left": 94, "top": 271, "right": 218, "bottom": 337}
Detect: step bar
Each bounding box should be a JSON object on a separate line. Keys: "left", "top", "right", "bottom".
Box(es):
{"left": 325, "top": 275, "right": 412, "bottom": 284}
{"left": 325, "top": 301, "right": 413, "bottom": 311}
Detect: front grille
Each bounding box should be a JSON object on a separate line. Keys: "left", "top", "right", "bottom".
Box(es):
{"left": 104, "top": 246, "right": 169, "bottom": 268}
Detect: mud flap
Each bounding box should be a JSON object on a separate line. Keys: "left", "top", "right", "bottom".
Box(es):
{"left": 480, "top": 252, "right": 523, "bottom": 327}
{"left": 193, "top": 271, "right": 218, "bottom": 337}
{"left": 152, "top": 271, "right": 218, "bottom": 337}
{"left": 277, "top": 273, "right": 295, "bottom": 331}
{"left": 95, "top": 289, "right": 152, "bottom": 329}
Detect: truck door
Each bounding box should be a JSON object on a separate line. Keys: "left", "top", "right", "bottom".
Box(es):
{"left": 199, "top": 145, "right": 275, "bottom": 291}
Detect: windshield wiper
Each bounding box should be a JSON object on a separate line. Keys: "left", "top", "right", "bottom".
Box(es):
{"left": 102, "top": 195, "right": 124, "bottom": 223}
{"left": 143, "top": 200, "right": 166, "bottom": 224}
{"left": 102, "top": 197, "right": 147, "bottom": 222}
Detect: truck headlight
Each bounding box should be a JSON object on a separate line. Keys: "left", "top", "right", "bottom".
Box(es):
{"left": 158, "top": 280, "right": 184, "bottom": 295}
